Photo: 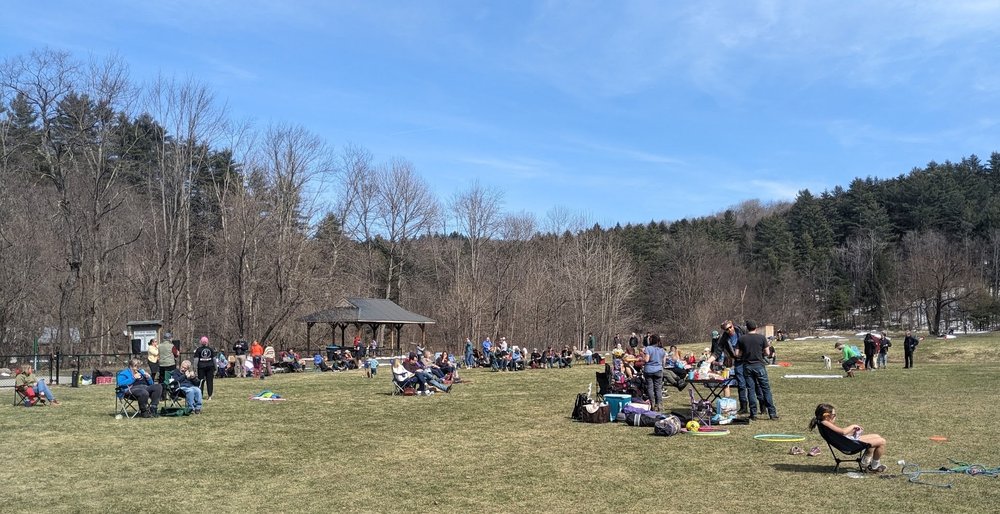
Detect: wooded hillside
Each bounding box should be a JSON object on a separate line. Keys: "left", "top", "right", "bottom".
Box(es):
{"left": 2, "top": 49, "right": 997, "bottom": 355}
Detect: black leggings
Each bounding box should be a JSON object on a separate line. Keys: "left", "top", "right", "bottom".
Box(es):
{"left": 126, "top": 384, "right": 163, "bottom": 412}
{"left": 198, "top": 367, "right": 214, "bottom": 397}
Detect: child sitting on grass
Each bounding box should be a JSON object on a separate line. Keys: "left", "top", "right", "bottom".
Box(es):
{"left": 808, "top": 403, "right": 889, "bottom": 473}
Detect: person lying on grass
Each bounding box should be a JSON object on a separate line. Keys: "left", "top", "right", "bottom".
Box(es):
{"left": 808, "top": 403, "right": 889, "bottom": 473}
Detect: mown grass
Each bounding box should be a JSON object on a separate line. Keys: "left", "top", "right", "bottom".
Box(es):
{"left": 3, "top": 334, "right": 999, "bottom": 513}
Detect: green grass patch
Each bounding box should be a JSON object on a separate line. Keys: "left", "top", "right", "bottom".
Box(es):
{"left": 3, "top": 334, "right": 1000, "bottom": 512}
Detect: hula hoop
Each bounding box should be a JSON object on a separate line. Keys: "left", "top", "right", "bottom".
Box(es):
{"left": 689, "top": 428, "right": 730, "bottom": 436}
{"left": 754, "top": 433, "right": 805, "bottom": 442}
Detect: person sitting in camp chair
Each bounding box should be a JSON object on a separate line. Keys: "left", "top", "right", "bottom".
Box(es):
{"left": 435, "top": 351, "right": 460, "bottom": 381}
{"left": 170, "top": 360, "right": 204, "bottom": 414}
{"left": 809, "top": 403, "right": 888, "bottom": 473}
{"left": 117, "top": 358, "right": 163, "bottom": 418}
{"left": 420, "top": 350, "right": 447, "bottom": 380}
{"left": 392, "top": 358, "right": 429, "bottom": 395}
{"left": 14, "top": 364, "right": 60, "bottom": 406}
{"left": 404, "top": 353, "right": 450, "bottom": 393}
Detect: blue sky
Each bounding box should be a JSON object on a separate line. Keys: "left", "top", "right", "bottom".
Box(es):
{"left": 3, "top": 1, "right": 1000, "bottom": 228}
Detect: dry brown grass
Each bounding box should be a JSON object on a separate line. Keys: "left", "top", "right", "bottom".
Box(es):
{"left": 2, "top": 334, "right": 999, "bottom": 513}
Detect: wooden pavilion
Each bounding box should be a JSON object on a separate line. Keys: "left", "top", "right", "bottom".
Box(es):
{"left": 296, "top": 298, "right": 435, "bottom": 356}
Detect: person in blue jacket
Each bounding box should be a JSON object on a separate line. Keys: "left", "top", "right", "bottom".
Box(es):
{"left": 117, "top": 358, "right": 163, "bottom": 417}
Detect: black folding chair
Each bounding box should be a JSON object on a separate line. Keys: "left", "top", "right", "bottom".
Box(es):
{"left": 817, "top": 422, "right": 872, "bottom": 472}
{"left": 595, "top": 368, "right": 611, "bottom": 401}
{"left": 115, "top": 386, "right": 139, "bottom": 418}
{"left": 165, "top": 377, "right": 187, "bottom": 410}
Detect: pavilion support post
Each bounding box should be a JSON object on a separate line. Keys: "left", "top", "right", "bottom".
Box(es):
{"left": 368, "top": 323, "right": 381, "bottom": 355}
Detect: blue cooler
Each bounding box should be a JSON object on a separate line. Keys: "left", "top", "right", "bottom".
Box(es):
{"left": 604, "top": 394, "right": 632, "bottom": 421}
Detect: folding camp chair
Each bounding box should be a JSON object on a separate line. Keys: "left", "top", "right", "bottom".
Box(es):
{"left": 689, "top": 389, "right": 713, "bottom": 426}
{"left": 14, "top": 386, "right": 30, "bottom": 406}
{"left": 595, "top": 368, "right": 611, "bottom": 402}
{"left": 391, "top": 377, "right": 418, "bottom": 396}
{"left": 14, "top": 384, "right": 49, "bottom": 406}
{"left": 115, "top": 386, "right": 140, "bottom": 418}
{"left": 165, "top": 377, "right": 187, "bottom": 410}
{"left": 817, "top": 422, "right": 872, "bottom": 473}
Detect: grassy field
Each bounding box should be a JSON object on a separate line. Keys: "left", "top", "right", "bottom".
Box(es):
{"left": 3, "top": 334, "right": 999, "bottom": 513}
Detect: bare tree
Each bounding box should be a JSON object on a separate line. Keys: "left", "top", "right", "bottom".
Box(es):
{"left": 899, "top": 230, "right": 981, "bottom": 335}
{"left": 143, "top": 75, "right": 227, "bottom": 342}
{"left": 373, "top": 158, "right": 440, "bottom": 302}
{"left": 448, "top": 181, "right": 503, "bottom": 339}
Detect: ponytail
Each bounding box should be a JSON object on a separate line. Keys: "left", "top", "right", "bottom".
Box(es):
{"left": 809, "top": 403, "right": 835, "bottom": 431}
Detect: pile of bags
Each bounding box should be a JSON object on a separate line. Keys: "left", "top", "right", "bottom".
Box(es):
{"left": 571, "top": 391, "right": 683, "bottom": 436}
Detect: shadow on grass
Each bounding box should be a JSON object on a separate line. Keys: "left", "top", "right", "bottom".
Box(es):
{"left": 771, "top": 462, "right": 838, "bottom": 474}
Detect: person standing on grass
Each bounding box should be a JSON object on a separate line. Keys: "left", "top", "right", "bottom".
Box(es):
{"left": 481, "top": 336, "right": 493, "bottom": 368}
{"left": 628, "top": 332, "right": 639, "bottom": 350}
{"left": 877, "top": 334, "right": 892, "bottom": 368}
{"left": 717, "top": 320, "right": 749, "bottom": 415}
{"left": 464, "top": 337, "right": 475, "bottom": 368}
{"left": 903, "top": 331, "right": 921, "bottom": 369}
{"left": 233, "top": 337, "right": 248, "bottom": 378}
{"left": 643, "top": 334, "right": 667, "bottom": 411}
{"left": 194, "top": 336, "right": 216, "bottom": 400}
{"left": 863, "top": 332, "right": 877, "bottom": 371}
{"left": 736, "top": 320, "right": 778, "bottom": 420}
{"left": 250, "top": 340, "right": 264, "bottom": 379}
{"left": 158, "top": 338, "right": 176, "bottom": 400}
{"left": 146, "top": 339, "right": 160, "bottom": 381}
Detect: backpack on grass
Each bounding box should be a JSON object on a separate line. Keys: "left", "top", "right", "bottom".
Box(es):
{"left": 571, "top": 392, "right": 592, "bottom": 420}
{"left": 654, "top": 415, "right": 682, "bottom": 436}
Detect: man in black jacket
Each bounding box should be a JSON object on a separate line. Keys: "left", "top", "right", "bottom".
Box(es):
{"left": 194, "top": 336, "right": 216, "bottom": 399}
{"left": 863, "top": 333, "right": 877, "bottom": 370}
{"left": 903, "top": 331, "right": 921, "bottom": 369}
{"left": 233, "top": 337, "right": 248, "bottom": 378}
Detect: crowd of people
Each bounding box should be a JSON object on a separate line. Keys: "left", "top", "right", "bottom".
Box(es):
{"left": 833, "top": 330, "right": 921, "bottom": 377}
{"left": 461, "top": 336, "right": 608, "bottom": 371}
{"left": 390, "top": 350, "right": 459, "bottom": 396}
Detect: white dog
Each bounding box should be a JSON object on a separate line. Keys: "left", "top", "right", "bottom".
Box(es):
{"left": 821, "top": 355, "right": 832, "bottom": 370}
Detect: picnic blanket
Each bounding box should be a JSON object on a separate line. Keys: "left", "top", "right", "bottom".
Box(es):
{"left": 249, "top": 390, "right": 286, "bottom": 401}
